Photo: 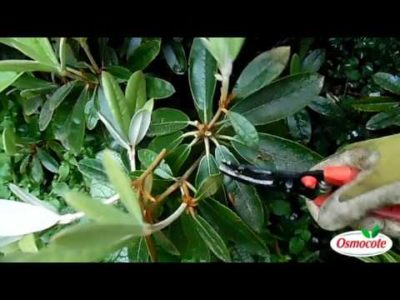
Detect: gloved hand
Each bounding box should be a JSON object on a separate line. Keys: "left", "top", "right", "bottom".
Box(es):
{"left": 306, "top": 133, "right": 400, "bottom": 237}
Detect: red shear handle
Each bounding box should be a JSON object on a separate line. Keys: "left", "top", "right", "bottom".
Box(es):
{"left": 323, "top": 166, "right": 359, "bottom": 186}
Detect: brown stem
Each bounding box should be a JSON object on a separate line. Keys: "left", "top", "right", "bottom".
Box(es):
{"left": 80, "top": 40, "right": 101, "bottom": 74}
{"left": 137, "top": 149, "right": 167, "bottom": 182}
{"left": 207, "top": 107, "right": 224, "bottom": 130}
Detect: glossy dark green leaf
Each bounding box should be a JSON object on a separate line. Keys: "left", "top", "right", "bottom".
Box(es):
{"left": 166, "top": 143, "right": 192, "bottom": 174}
{"left": 102, "top": 150, "right": 143, "bottom": 225}
{"left": 85, "top": 92, "right": 99, "bottom": 130}
{"left": 366, "top": 108, "right": 400, "bottom": 130}
{"left": 48, "top": 81, "right": 77, "bottom": 111}
{"left": 195, "top": 174, "right": 223, "bottom": 201}
{"left": 138, "top": 149, "right": 173, "bottom": 180}
{"left": 289, "top": 237, "right": 305, "bottom": 255}
{"left": 162, "top": 40, "right": 187, "bottom": 75}
{"left": 146, "top": 76, "right": 175, "bottom": 100}
{"left": 301, "top": 49, "right": 325, "bottom": 72}
{"left": 31, "top": 155, "right": 43, "bottom": 184}
{"left": 22, "top": 96, "right": 42, "bottom": 115}
{"left": 227, "top": 111, "right": 259, "bottom": 148}
{"left": 189, "top": 38, "right": 217, "bottom": 123}
{"left": 12, "top": 73, "right": 56, "bottom": 90}
{"left": 231, "top": 73, "right": 324, "bottom": 125}
{"left": 373, "top": 72, "right": 400, "bottom": 95}
{"left": 232, "top": 133, "right": 322, "bottom": 172}
{"left": 199, "top": 198, "right": 269, "bottom": 257}
{"left": 0, "top": 72, "right": 22, "bottom": 93}
{"left": 148, "top": 108, "right": 189, "bottom": 136}
{"left": 67, "top": 87, "right": 90, "bottom": 155}
{"left": 128, "top": 237, "right": 149, "bottom": 262}
{"left": 19, "top": 155, "right": 30, "bottom": 174}
{"left": 127, "top": 38, "right": 161, "bottom": 72}
{"left": 148, "top": 131, "right": 183, "bottom": 153}
{"left": 78, "top": 158, "right": 108, "bottom": 182}
{"left": 308, "top": 96, "right": 343, "bottom": 118}
{"left": 153, "top": 231, "right": 180, "bottom": 256}
{"left": 351, "top": 97, "right": 399, "bottom": 112}
{"left": 193, "top": 214, "right": 231, "bottom": 262}
{"left": 64, "top": 191, "right": 134, "bottom": 225}
{"left": 180, "top": 213, "right": 210, "bottom": 262}
{"left": 106, "top": 66, "right": 132, "bottom": 81}
{"left": 125, "top": 71, "right": 146, "bottom": 115}
{"left": 101, "top": 71, "right": 131, "bottom": 136}
{"left": 233, "top": 46, "right": 290, "bottom": 100}
{"left": 287, "top": 109, "right": 312, "bottom": 144}
{"left": 195, "top": 154, "right": 220, "bottom": 187}
{"left": 39, "top": 99, "right": 54, "bottom": 131}
{"left": 271, "top": 199, "right": 291, "bottom": 216}
{"left": 290, "top": 53, "right": 301, "bottom": 75}
{"left": 215, "top": 145, "right": 264, "bottom": 232}
{"left": 37, "top": 148, "right": 59, "bottom": 173}
{"left": 2, "top": 125, "right": 17, "bottom": 155}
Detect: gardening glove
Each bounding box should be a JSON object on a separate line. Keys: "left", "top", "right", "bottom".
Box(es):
{"left": 306, "top": 133, "right": 400, "bottom": 237}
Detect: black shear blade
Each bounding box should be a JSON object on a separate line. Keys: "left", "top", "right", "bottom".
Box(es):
{"left": 219, "top": 161, "right": 275, "bottom": 186}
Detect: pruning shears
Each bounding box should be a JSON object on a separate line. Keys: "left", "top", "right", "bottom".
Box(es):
{"left": 219, "top": 161, "right": 360, "bottom": 204}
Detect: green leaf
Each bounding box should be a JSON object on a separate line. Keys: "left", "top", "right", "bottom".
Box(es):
{"left": 37, "top": 149, "right": 59, "bottom": 173}
{"left": 301, "top": 49, "right": 325, "bottom": 72}
{"left": 189, "top": 38, "right": 217, "bottom": 123}
{"left": 271, "top": 200, "right": 291, "bottom": 216}
{"left": 59, "top": 38, "right": 67, "bottom": 71}
{"left": 289, "top": 237, "right": 305, "bottom": 255}
{"left": 0, "top": 38, "right": 60, "bottom": 70}
{"left": 2, "top": 125, "right": 17, "bottom": 155}
{"left": 287, "top": 109, "right": 312, "bottom": 144}
{"left": 137, "top": 149, "right": 173, "bottom": 180}
{"left": 22, "top": 96, "right": 43, "bottom": 115}
{"left": 67, "top": 87, "right": 90, "bottom": 155}
{"left": 106, "top": 66, "right": 132, "bottom": 81}
{"left": 199, "top": 198, "right": 269, "bottom": 257}
{"left": 146, "top": 76, "right": 175, "bottom": 100}
{"left": 78, "top": 158, "right": 108, "bottom": 182}
{"left": 361, "top": 228, "right": 371, "bottom": 238}
{"left": 98, "top": 113, "right": 130, "bottom": 150}
{"left": 64, "top": 191, "right": 135, "bottom": 225}
{"left": 180, "top": 213, "right": 210, "bottom": 262}
{"left": 18, "top": 234, "right": 38, "bottom": 253}
{"left": 215, "top": 145, "right": 264, "bottom": 232}
{"left": 39, "top": 99, "right": 54, "bottom": 131}
{"left": 232, "top": 73, "right": 324, "bottom": 125}
{"left": 195, "top": 174, "right": 223, "bottom": 201}
{"left": 148, "top": 108, "right": 189, "bottom": 136}
{"left": 200, "top": 38, "right": 245, "bottom": 73}
{"left": 128, "top": 237, "right": 149, "bottom": 262}
{"left": 128, "top": 106, "right": 152, "bottom": 146}
{"left": 227, "top": 111, "right": 259, "bottom": 148}
{"left": 125, "top": 71, "right": 146, "bottom": 115}
{"left": 153, "top": 231, "right": 180, "bottom": 256}
{"left": 148, "top": 131, "right": 183, "bottom": 153}
{"left": 234, "top": 46, "right": 290, "bottom": 100}
{"left": 193, "top": 214, "right": 231, "bottom": 262}
{"left": 0, "top": 60, "right": 57, "bottom": 73}
{"left": 308, "top": 96, "right": 343, "bottom": 118}
{"left": 12, "top": 73, "right": 56, "bottom": 90}
{"left": 366, "top": 108, "right": 400, "bottom": 130}
{"left": 290, "top": 53, "right": 301, "bottom": 75}
{"left": 166, "top": 143, "right": 192, "bottom": 174}
{"left": 195, "top": 154, "right": 220, "bottom": 187}
{"left": 1, "top": 223, "right": 143, "bottom": 262}
{"left": 162, "top": 39, "right": 187, "bottom": 75}
{"left": 127, "top": 38, "right": 161, "bottom": 72}
{"left": 31, "top": 155, "right": 43, "bottom": 184}
{"left": 351, "top": 97, "right": 399, "bottom": 112}
{"left": 101, "top": 71, "right": 131, "bottom": 136}
{"left": 102, "top": 150, "right": 143, "bottom": 225}
{"left": 85, "top": 91, "right": 99, "bottom": 130}
{"left": 232, "top": 133, "right": 322, "bottom": 172}
{"left": 0, "top": 72, "right": 22, "bottom": 93}
{"left": 371, "top": 225, "right": 380, "bottom": 238}
{"left": 373, "top": 72, "right": 400, "bottom": 95}
{"left": 48, "top": 81, "right": 77, "bottom": 111}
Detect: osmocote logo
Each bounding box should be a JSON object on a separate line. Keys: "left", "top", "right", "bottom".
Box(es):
{"left": 330, "top": 225, "right": 392, "bottom": 257}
